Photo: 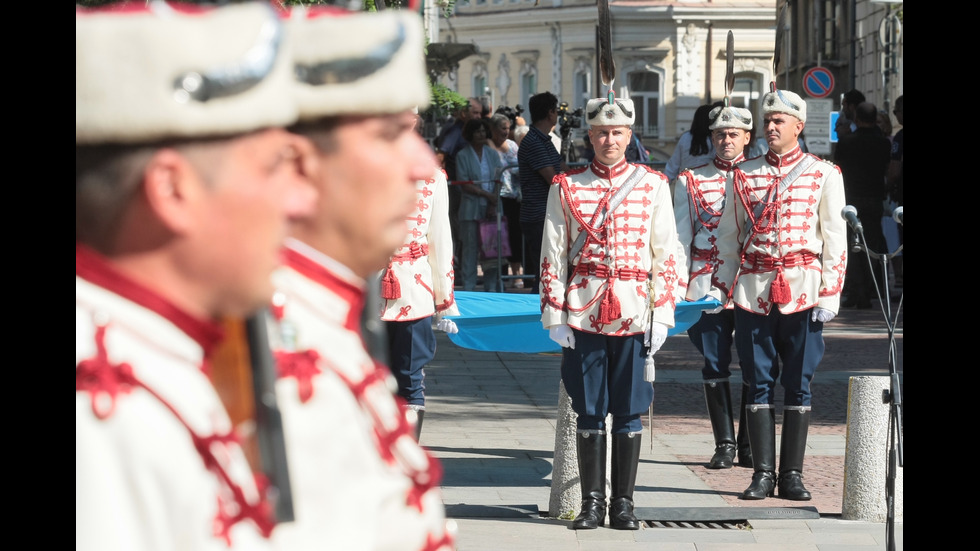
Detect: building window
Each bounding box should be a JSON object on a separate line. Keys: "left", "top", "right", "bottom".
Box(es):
{"left": 628, "top": 70, "right": 661, "bottom": 139}
{"left": 732, "top": 74, "right": 762, "bottom": 118}
{"left": 520, "top": 65, "right": 537, "bottom": 110}
{"left": 472, "top": 63, "right": 489, "bottom": 100}
{"left": 819, "top": 0, "right": 842, "bottom": 60}
{"left": 805, "top": 0, "right": 843, "bottom": 62}
{"left": 473, "top": 74, "right": 488, "bottom": 100}
{"left": 573, "top": 61, "right": 591, "bottom": 112}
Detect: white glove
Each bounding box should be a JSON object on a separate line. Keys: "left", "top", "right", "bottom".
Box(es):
{"left": 435, "top": 317, "right": 459, "bottom": 334}
{"left": 548, "top": 324, "right": 576, "bottom": 349}
{"left": 811, "top": 307, "right": 835, "bottom": 323}
{"left": 645, "top": 322, "right": 669, "bottom": 354}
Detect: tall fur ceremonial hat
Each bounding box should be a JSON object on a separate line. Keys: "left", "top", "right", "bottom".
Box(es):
{"left": 285, "top": 6, "right": 430, "bottom": 121}
{"left": 708, "top": 105, "right": 753, "bottom": 131}
{"left": 76, "top": 1, "right": 298, "bottom": 145}
{"left": 586, "top": 97, "right": 635, "bottom": 127}
{"left": 763, "top": 83, "right": 807, "bottom": 123}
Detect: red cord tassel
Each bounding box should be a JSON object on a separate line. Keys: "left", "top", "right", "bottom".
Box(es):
{"left": 381, "top": 269, "right": 401, "bottom": 300}
{"left": 769, "top": 269, "right": 791, "bottom": 305}
{"left": 598, "top": 287, "right": 621, "bottom": 324}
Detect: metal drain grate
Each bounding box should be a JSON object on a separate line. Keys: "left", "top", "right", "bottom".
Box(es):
{"left": 644, "top": 520, "right": 748, "bottom": 530}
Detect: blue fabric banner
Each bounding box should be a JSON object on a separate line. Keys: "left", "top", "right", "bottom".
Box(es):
{"left": 446, "top": 291, "right": 720, "bottom": 353}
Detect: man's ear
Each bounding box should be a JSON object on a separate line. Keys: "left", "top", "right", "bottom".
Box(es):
{"left": 293, "top": 134, "right": 320, "bottom": 184}
{"left": 141, "top": 148, "right": 201, "bottom": 235}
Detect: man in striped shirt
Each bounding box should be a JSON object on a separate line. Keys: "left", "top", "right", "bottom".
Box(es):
{"left": 518, "top": 91, "right": 567, "bottom": 293}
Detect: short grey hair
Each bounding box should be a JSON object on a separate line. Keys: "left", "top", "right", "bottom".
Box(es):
{"left": 490, "top": 113, "right": 511, "bottom": 130}
{"left": 513, "top": 125, "right": 530, "bottom": 143}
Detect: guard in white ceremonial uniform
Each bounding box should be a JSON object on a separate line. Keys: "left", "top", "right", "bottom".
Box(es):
{"left": 267, "top": 8, "right": 455, "bottom": 551}
{"left": 673, "top": 104, "right": 756, "bottom": 470}
{"left": 380, "top": 166, "right": 460, "bottom": 440}
{"left": 540, "top": 96, "right": 685, "bottom": 530}
{"left": 76, "top": 3, "right": 315, "bottom": 549}
{"left": 715, "top": 85, "right": 847, "bottom": 502}
{"left": 269, "top": 242, "right": 452, "bottom": 551}
{"left": 77, "top": 248, "right": 274, "bottom": 550}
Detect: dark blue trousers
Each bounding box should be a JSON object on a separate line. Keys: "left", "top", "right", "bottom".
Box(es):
{"left": 386, "top": 317, "right": 436, "bottom": 408}
{"left": 560, "top": 329, "right": 652, "bottom": 434}
{"left": 687, "top": 309, "right": 739, "bottom": 381}
{"left": 734, "top": 308, "right": 824, "bottom": 407}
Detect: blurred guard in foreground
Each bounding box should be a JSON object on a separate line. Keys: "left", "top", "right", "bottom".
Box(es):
{"left": 266, "top": 6, "right": 456, "bottom": 550}
{"left": 76, "top": 2, "right": 315, "bottom": 549}
{"left": 540, "top": 94, "right": 684, "bottom": 530}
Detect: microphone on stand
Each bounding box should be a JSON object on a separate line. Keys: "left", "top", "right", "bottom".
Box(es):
{"left": 892, "top": 206, "right": 903, "bottom": 226}
{"left": 841, "top": 205, "right": 863, "bottom": 234}
{"left": 841, "top": 205, "right": 863, "bottom": 253}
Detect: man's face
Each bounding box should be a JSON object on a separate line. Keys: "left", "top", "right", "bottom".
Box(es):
{"left": 588, "top": 125, "right": 632, "bottom": 165}
{"left": 307, "top": 110, "right": 437, "bottom": 277}
{"left": 468, "top": 99, "right": 483, "bottom": 121}
{"left": 762, "top": 113, "right": 804, "bottom": 154}
{"left": 194, "top": 128, "right": 317, "bottom": 318}
{"left": 711, "top": 127, "right": 751, "bottom": 161}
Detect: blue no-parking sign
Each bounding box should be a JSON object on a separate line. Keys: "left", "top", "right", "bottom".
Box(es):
{"left": 803, "top": 67, "right": 835, "bottom": 99}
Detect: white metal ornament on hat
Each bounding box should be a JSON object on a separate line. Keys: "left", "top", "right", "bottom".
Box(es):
{"left": 173, "top": 11, "right": 282, "bottom": 104}
{"left": 294, "top": 19, "right": 405, "bottom": 86}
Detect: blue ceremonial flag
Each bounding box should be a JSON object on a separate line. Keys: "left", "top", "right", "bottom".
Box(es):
{"left": 446, "top": 291, "right": 721, "bottom": 353}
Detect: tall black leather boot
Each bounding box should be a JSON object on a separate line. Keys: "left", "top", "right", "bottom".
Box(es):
{"left": 736, "top": 384, "right": 753, "bottom": 468}
{"left": 609, "top": 432, "right": 642, "bottom": 530}
{"left": 704, "top": 380, "right": 736, "bottom": 469}
{"left": 778, "top": 407, "right": 812, "bottom": 501}
{"left": 572, "top": 431, "right": 607, "bottom": 529}
{"left": 413, "top": 409, "right": 425, "bottom": 442}
{"left": 740, "top": 405, "right": 776, "bottom": 500}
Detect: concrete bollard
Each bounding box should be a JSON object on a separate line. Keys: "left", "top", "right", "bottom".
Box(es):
{"left": 548, "top": 381, "right": 613, "bottom": 519}
{"left": 842, "top": 375, "right": 903, "bottom": 522}
{"left": 548, "top": 381, "right": 579, "bottom": 519}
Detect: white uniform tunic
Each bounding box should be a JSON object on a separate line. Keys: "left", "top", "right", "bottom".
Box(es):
{"left": 76, "top": 245, "right": 273, "bottom": 551}
{"left": 268, "top": 240, "right": 455, "bottom": 551}
{"left": 674, "top": 155, "right": 745, "bottom": 304}
{"left": 715, "top": 147, "right": 848, "bottom": 314}
{"left": 380, "top": 169, "right": 459, "bottom": 322}
{"left": 540, "top": 158, "right": 685, "bottom": 333}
